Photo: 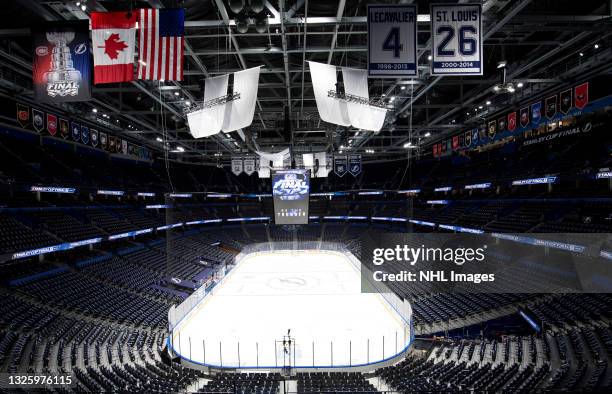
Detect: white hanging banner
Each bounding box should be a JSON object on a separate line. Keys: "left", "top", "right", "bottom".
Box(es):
{"left": 367, "top": 4, "right": 418, "bottom": 77}
{"left": 222, "top": 66, "right": 261, "bottom": 132}
{"left": 431, "top": 4, "right": 483, "bottom": 76}
{"left": 188, "top": 74, "right": 229, "bottom": 138}
{"left": 308, "top": 61, "right": 350, "bottom": 127}
{"left": 341, "top": 67, "right": 387, "bottom": 131}
{"left": 334, "top": 155, "right": 348, "bottom": 177}
{"left": 231, "top": 158, "right": 243, "bottom": 175}
{"left": 244, "top": 158, "right": 256, "bottom": 175}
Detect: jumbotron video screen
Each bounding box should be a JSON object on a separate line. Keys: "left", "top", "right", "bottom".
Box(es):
{"left": 272, "top": 169, "right": 310, "bottom": 224}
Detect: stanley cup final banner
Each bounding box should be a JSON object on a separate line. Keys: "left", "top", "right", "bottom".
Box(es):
{"left": 32, "top": 22, "right": 91, "bottom": 103}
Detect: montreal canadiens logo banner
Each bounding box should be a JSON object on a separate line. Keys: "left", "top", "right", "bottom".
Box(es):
{"left": 32, "top": 22, "right": 91, "bottom": 103}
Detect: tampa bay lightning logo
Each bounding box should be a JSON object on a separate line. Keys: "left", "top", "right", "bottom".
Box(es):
{"left": 273, "top": 172, "right": 309, "bottom": 201}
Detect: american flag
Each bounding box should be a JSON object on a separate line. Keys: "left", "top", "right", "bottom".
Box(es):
{"left": 138, "top": 8, "right": 185, "bottom": 81}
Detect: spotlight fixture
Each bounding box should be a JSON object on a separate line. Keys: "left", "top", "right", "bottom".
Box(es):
{"left": 497, "top": 61, "right": 506, "bottom": 69}
{"left": 236, "top": 14, "right": 249, "bottom": 34}
{"left": 255, "top": 14, "right": 269, "bottom": 34}
{"left": 156, "top": 137, "right": 163, "bottom": 142}
{"left": 486, "top": 101, "right": 491, "bottom": 105}
{"left": 594, "top": 44, "right": 599, "bottom": 49}
{"left": 249, "top": 0, "right": 266, "bottom": 13}
{"left": 92, "top": 108, "right": 97, "bottom": 113}
{"left": 424, "top": 132, "right": 431, "bottom": 137}
{"left": 174, "top": 92, "right": 180, "bottom": 96}
{"left": 427, "top": 55, "right": 432, "bottom": 61}
{"left": 228, "top": 0, "right": 245, "bottom": 14}
{"left": 517, "top": 82, "right": 524, "bottom": 88}
{"left": 579, "top": 52, "right": 584, "bottom": 57}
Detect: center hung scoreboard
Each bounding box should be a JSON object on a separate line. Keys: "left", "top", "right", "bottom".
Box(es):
{"left": 272, "top": 169, "right": 310, "bottom": 225}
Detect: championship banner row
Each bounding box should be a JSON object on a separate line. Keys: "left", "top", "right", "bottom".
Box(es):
{"left": 433, "top": 82, "right": 590, "bottom": 158}
{"left": 16, "top": 103, "right": 152, "bottom": 160}
{"left": 230, "top": 155, "right": 362, "bottom": 178}
{"left": 368, "top": 4, "right": 483, "bottom": 77}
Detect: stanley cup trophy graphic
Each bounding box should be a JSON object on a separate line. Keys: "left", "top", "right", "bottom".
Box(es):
{"left": 44, "top": 31, "right": 81, "bottom": 97}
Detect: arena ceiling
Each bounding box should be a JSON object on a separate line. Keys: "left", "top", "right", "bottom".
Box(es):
{"left": 0, "top": 0, "right": 611, "bottom": 165}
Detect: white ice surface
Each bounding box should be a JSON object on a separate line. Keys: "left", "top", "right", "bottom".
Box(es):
{"left": 171, "top": 250, "right": 409, "bottom": 368}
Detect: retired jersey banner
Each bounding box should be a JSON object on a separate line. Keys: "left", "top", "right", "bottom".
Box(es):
{"left": 81, "top": 125, "right": 90, "bottom": 145}
{"left": 560, "top": 89, "right": 572, "bottom": 114}
{"left": 545, "top": 95, "right": 557, "bottom": 119}
{"left": 59, "top": 118, "right": 69, "bottom": 138}
{"left": 231, "top": 158, "right": 244, "bottom": 176}
{"left": 32, "top": 22, "right": 91, "bottom": 102}
{"left": 472, "top": 128, "right": 479, "bottom": 144}
{"left": 575, "top": 82, "right": 588, "bottom": 110}
{"left": 531, "top": 101, "right": 542, "bottom": 125}
{"left": 348, "top": 154, "right": 362, "bottom": 177}
{"left": 16, "top": 104, "right": 29, "bottom": 128}
{"left": 47, "top": 114, "right": 57, "bottom": 136}
{"left": 91, "top": 129, "right": 99, "bottom": 147}
{"left": 32, "top": 109, "right": 44, "bottom": 133}
{"left": 334, "top": 155, "right": 348, "bottom": 177}
{"left": 507, "top": 111, "right": 517, "bottom": 132}
{"left": 121, "top": 139, "right": 128, "bottom": 154}
{"left": 431, "top": 4, "right": 483, "bottom": 75}
{"left": 367, "top": 5, "right": 417, "bottom": 77}
{"left": 71, "top": 122, "right": 80, "bottom": 141}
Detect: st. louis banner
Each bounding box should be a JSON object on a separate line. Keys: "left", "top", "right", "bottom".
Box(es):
{"left": 32, "top": 22, "right": 91, "bottom": 103}
{"left": 430, "top": 4, "right": 483, "bottom": 75}
{"left": 367, "top": 5, "right": 417, "bottom": 77}
{"left": 244, "top": 158, "right": 256, "bottom": 175}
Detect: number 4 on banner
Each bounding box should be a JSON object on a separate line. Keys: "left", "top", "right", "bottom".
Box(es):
{"left": 382, "top": 28, "right": 403, "bottom": 58}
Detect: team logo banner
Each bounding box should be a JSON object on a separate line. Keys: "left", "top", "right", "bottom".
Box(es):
{"left": 452, "top": 135, "right": 459, "bottom": 150}
{"left": 348, "top": 154, "right": 362, "bottom": 177}
{"left": 575, "top": 82, "right": 589, "bottom": 110}
{"left": 108, "top": 135, "right": 116, "bottom": 152}
{"left": 32, "top": 109, "right": 44, "bottom": 133}
{"left": 464, "top": 130, "right": 472, "bottom": 147}
{"left": 488, "top": 120, "right": 496, "bottom": 138}
{"left": 100, "top": 132, "right": 107, "bottom": 150}
{"left": 472, "top": 128, "right": 479, "bottom": 144}
{"left": 478, "top": 124, "right": 487, "bottom": 142}
{"left": 32, "top": 22, "right": 91, "bottom": 102}
{"left": 507, "top": 112, "right": 517, "bottom": 131}
{"left": 16, "top": 104, "right": 29, "bottom": 128}
{"left": 81, "top": 125, "right": 90, "bottom": 145}
{"left": 244, "top": 158, "right": 256, "bottom": 175}
{"left": 47, "top": 114, "right": 57, "bottom": 136}
{"left": 497, "top": 117, "right": 506, "bottom": 132}
{"left": 231, "top": 158, "right": 244, "bottom": 176}
{"left": 91, "top": 129, "right": 99, "bottom": 147}
{"left": 121, "top": 139, "right": 128, "bottom": 154}
{"left": 59, "top": 118, "right": 69, "bottom": 138}
{"left": 71, "top": 122, "right": 80, "bottom": 141}
{"left": 560, "top": 89, "right": 572, "bottom": 114}
{"left": 431, "top": 4, "right": 483, "bottom": 75}
{"left": 545, "top": 95, "right": 557, "bottom": 119}
{"left": 531, "top": 101, "right": 542, "bottom": 124}
{"left": 334, "top": 155, "right": 348, "bottom": 177}
{"left": 367, "top": 5, "right": 417, "bottom": 77}
{"left": 520, "top": 107, "right": 529, "bottom": 128}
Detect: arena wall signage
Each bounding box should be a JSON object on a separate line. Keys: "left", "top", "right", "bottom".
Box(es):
{"left": 367, "top": 4, "right": 418, "bottom": 77}
{"left": 430, "top": 4, "right": 483, "bottom": 76}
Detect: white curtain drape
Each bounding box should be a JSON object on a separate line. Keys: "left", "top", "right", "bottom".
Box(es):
{"left": 342, "top": 66, "right": 387, "bottom": 131}
{"left": 308, "top": 61, "right": 350, "bottom": 126}
{"left": 187, "top": 74, "right": 229, "bottom": 138}
{"left": 222, "top": 66, "right": 261, "bottom": 132}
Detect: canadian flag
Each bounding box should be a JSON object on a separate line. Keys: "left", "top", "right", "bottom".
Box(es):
{"left": 91, "top": 12, "right": 138, "bottom": 84}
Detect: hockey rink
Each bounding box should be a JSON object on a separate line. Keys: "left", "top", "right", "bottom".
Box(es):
{"left": 170, "top": 249, "right": 410, "bottom": 368}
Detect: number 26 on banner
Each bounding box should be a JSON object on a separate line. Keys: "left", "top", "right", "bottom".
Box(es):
{"left": 431, "top": 4, "right": 483, "bottom": 76}
{"left": 367, "top": 5, "right": 418, "bottom": 77}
